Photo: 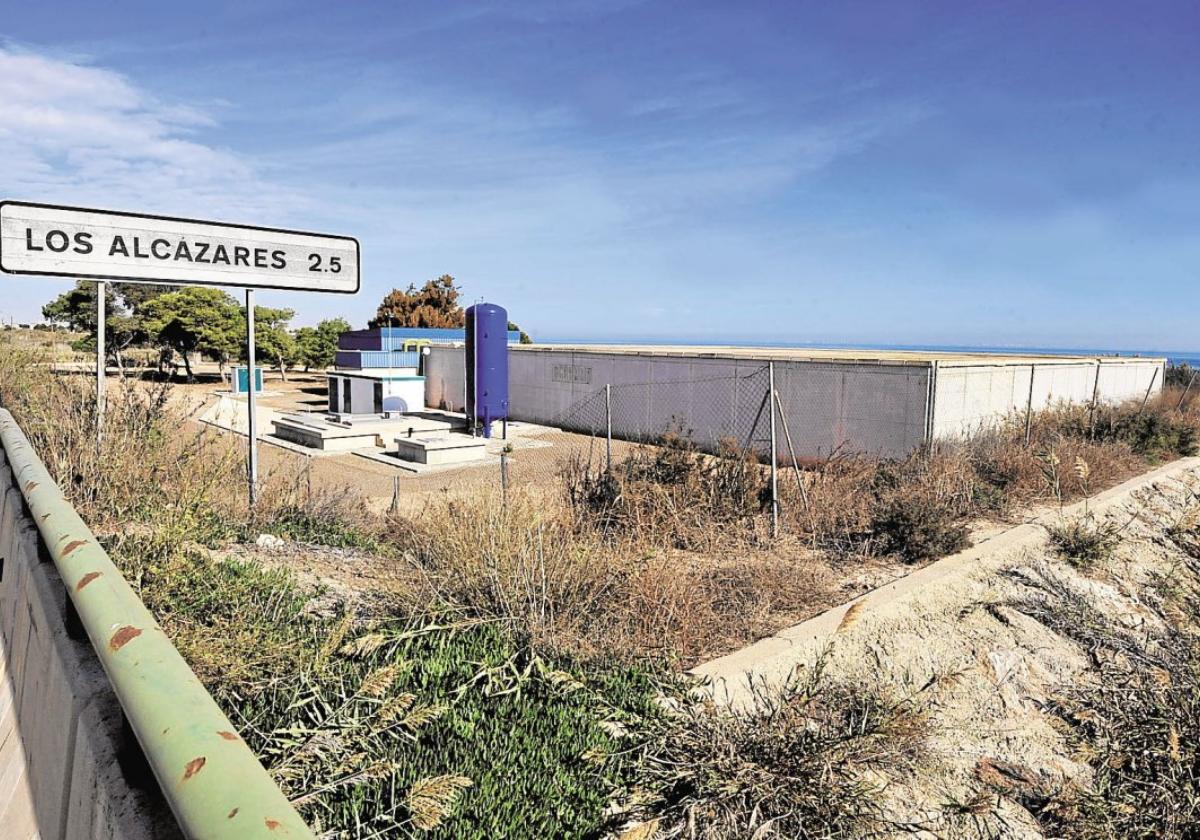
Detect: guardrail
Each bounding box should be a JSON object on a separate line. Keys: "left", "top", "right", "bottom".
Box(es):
{"left": 0, "top": 409, "right": 314, "bottom": 840}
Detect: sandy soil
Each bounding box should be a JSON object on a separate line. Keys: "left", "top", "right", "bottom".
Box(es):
{"left": 695, "top": 457, "right": 1200, "bottom": 837}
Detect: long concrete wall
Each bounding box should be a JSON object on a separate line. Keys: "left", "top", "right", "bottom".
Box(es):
{"left": 426, "top": 346, "right": 1167, "bottom": 459}
{"left": 426, "top": 346, "right": 932, "bottom": 458}
{"left": 0, "top": 453, "right": 178, "bottom": 839}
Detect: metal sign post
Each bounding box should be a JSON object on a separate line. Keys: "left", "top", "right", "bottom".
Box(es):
{"left": 0, "top": 200, "right": 360, "bottom": 510}
{"left": 245, "top": 289, "right": 259, "bottom": 506}
{"left": 95, "top": 280, "right": 106, "bottom": 443}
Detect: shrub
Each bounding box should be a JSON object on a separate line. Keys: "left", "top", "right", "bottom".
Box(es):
{"left": 389, "top": 489, "right": 628, "bottom": 648}
{"left": 1165, "top": 362, "right": 1197, "bottom": 390}
{"left": 623, "top": 662, "right": 927, "bottom": 838}
{"left": 112, "top": 528, "right": 667, "bottom": 837}
{"left": 1045, "top": 514, "right": 1122, "bottom": 569}
{"left": 561, "top": 433, "right": 767, "bottom": 549}
{"left": 869, "top": 491, "right": 970, "bottom": 563}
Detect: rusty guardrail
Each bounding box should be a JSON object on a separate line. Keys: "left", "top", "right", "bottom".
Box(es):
{"left": 0, "top": 409, "right": 314, "bottom": 839}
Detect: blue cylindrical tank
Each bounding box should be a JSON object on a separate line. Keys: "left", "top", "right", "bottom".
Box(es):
{"left": 465, "top": 303, "right": 509, "bottom": 438}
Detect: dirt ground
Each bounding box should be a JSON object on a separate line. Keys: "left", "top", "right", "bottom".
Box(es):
{"left": 693, "top": 457, "right": 1200, "bottom": 836}
{"left": 168, "top": 369, "right": 652, "bottom": 511}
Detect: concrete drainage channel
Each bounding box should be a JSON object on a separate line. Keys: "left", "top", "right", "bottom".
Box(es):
{"left": 692, "top": 455, "right": 1200, "bottom": 710}
{"left": 0, "top": 409, "right": 314, "bottom": 839}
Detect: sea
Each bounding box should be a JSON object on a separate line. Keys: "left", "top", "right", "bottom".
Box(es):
{"left": 538, "top": 337, "right": 1200, "bottom": 368}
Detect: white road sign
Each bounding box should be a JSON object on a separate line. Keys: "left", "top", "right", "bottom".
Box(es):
{"left": 0, "top": 201, "right": 359, "bottom": 293}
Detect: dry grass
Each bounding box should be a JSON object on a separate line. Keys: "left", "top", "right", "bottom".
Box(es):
{"left": 618, "top": 659, "right": 929, "bottom": 839}
{"left": 1003, "top": 550, "right": 1200, "bottom": 839}
{"left": 561, "top": 433, "right": 769, "bottom": 551}
{"left": 385, "top": 487, "right": 835, "bottom": 665}
{"left": 387, "top": 489, "right": 628, "bottom": 647}
{"left": 773, "top": 399, "right": 1191, "bottom": 565}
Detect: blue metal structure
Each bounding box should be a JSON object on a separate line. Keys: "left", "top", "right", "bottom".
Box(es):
{"left": 338, "top": 327, "right": 521, "bottom": 352}
{"left": 333, "top": 350, "right": 422, "bottom": 370}
{"left": 465, "top": 303, "right": 510, "bottom": 438}
{"left": 335, "top": 327, "right": 519, "bottom": 373}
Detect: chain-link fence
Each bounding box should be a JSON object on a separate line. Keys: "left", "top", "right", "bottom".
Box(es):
{"left": 416, "top": 365, "right": 808, "bottom": 537}
{"left": 499, "top": 365, "right": 772, "bottom": 484}
{"left": 378, "top": 353, "right": 1170, "bottom": 537}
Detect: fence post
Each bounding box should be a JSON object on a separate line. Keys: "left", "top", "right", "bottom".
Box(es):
{"left": 1088, "top": 361, "right": 1102, "bottom": 440}
{"left": 1177, "top": 370, "right": 1198, "bottom": 411}
{"left": 500, "top": 450, "right": 509, "bottom": 505}
{"left": 768, "top": 362, "right": 778, "bottom": 539}
{"left": 604, "top": 384, "right": 613, "bottom": 473}
{"left": 1024, "top": 363, "right": 1035, "bottom": 445}
{"left": 390, "top": 475, "right": 400, "bottom": 515}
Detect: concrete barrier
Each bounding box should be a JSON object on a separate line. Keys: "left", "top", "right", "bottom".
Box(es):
{"left": 0, "top": 450, "right": 178, "bottom": 838}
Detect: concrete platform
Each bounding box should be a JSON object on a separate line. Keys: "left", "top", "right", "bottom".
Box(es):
{"left": 394, "top": 434, "right": 488, "bottom": 466}
{"left": 270, "top": 411, "right": 464, "bottom": 452}
{"left": 271, "top": 415, "right": 384, "bottom": 452}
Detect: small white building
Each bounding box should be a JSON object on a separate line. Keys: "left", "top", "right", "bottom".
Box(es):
{"left": 326, "top": 369, "right": 425, "bottom": 417}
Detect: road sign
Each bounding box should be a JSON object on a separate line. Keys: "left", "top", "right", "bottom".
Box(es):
{"left": 0, "top": 200, "right": 359, "bottom": 293}
{"left": 1, "top": 198, "right": 361, "bottom": 509}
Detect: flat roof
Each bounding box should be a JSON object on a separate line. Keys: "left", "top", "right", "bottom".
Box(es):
{"left": 517, "top": 344, "right": 1167, "bottom": 367}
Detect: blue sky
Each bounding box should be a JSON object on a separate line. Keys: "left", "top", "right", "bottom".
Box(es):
{"left": 1, "top": 1, "right": 1197, "bottom": 349}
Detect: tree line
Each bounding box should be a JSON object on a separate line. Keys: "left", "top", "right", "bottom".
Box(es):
{"left": 42, "top": 282, "right": 348, "bottom": 381}
{"left": 39, "top": 274, "right": 529, "bottom": 381}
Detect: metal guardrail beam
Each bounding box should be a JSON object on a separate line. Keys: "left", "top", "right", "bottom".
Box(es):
{"left": 0, "top": 409, "right": 314, "bottom": 840}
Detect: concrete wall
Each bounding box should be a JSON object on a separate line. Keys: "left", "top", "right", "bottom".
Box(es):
{"left": 931, "top": 358, "right": 1164, "bottom": 439}
{"left": 426, "top": 346, "right": 1167, "bottom": 459}
{"left": 0, "top": 453, "right": 178, "bottom": 839}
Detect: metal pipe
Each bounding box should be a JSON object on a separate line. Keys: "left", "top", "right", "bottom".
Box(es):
{"left": 927, "top": 359, "right": 940, "bottom": 454}
{"left": 0, "top": 409, "right": 313, "bottom": 839}
{"left": 96, "top": 281, "right": 106, "bottom": 443}
{"left": 922, "top": 360, "right": 935, "bottom": 446}
{"left": 773, "top": 390, "right": 815, "bottom": 543}
{"left": 768, "top": 361, "right": 778, "bottom": 539}
{"left": 245, "top": 289, "right": 258, "bottom": 506}
{"left": 1138, "top": 366, "right": 1160, "bottom": 415}
{"left": 1177, "top": 370, "right": 1197, "bottom": 411}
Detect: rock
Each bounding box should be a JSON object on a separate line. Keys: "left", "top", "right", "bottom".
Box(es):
{"left": 255, "top": 533, "right": 285, "bottom": 549}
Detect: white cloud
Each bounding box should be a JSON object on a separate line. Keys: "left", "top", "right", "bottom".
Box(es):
{"left": 0, "top": 46, "right": 300, "bottom": 221}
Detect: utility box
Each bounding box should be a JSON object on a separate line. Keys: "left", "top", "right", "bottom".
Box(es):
{"left": 231, "top": 366, "right": 264, "bottom": 394}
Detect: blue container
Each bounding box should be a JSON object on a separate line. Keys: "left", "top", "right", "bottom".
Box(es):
{"left": 465, "top": 303, "right": 510, "bottom": 438}
{"left": 232, "top": 366, "right": 263, "bottom": 394}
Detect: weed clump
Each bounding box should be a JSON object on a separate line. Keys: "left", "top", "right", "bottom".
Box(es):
{"left": 869, "top": 492, "right": 970, "bottom": 563}
{"left": 562, "top": 433, "right": 767, "bottom": 549}
{"left": 622, "top": 662, "right": 927, "bottom": 838}
{"left": 109, "top": 525, "right": 668, "bottom": 837}
{"left": 1045, "top": 515, "right": 1121, "bottom": 569}
{"left": 1006, "top": 560, "right": 1200, "bottom": 838}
